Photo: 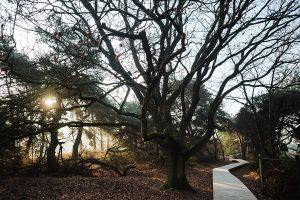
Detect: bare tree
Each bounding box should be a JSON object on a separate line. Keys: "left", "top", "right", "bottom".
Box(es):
{"left": 3, "top": 0, "right": 300, "bottom": 189}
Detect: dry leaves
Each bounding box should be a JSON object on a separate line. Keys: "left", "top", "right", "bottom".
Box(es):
{"left": 0, "top": 163, "right": 217, "bottom": 200}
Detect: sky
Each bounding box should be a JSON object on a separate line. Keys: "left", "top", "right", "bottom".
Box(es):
{"left": 2, "top": 0, "right": 284, "bottom": 117}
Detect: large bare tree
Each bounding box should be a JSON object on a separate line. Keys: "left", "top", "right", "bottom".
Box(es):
{"left": 3, "top": 0, "right": 300, "bottom": 189}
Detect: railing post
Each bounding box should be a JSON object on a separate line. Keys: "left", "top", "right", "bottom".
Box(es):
{"left": 258, "top": 154, "right": 265, "bottom": 190}
{"left": 295, "top": 155, "right": 300, "bottom": 196}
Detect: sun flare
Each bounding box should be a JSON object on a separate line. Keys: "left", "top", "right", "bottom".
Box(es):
{"left": 43, "top": 96, "right": 57, "bottom": 108}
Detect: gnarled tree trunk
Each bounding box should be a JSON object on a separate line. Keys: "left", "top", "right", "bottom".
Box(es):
{"left": 164, "top": 148, "right": 192, "bottom": 190}
{"left": 72, "top": 127, "right": 83, "bottom": 159}
{"left": 46, "top": 96, "right": 62, "bottom": 172}
{"left": 47, "top": 129, "right": 59, "bottom": 172}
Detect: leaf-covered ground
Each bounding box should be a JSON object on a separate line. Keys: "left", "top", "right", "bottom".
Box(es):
{"left": 231, "top": 163, "right": 300, "bottom": 200}
{"left": 230, "top": 164, "right": 265, "bottom": 200}
{"left": 0, "top": 163, "right": 221, "bottom": 200}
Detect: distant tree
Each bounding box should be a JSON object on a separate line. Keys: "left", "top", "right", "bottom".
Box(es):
{"left": 235, "top": 89, "right": 300, "bottom": 158}
{"left": 218, "top": 132, "right": 241, "bottom": 157}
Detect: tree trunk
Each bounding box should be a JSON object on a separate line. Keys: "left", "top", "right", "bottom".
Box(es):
{"left": 163, "top": 148, "right": 192, "bottom": 190}
{"left": 24, "top": 136, "right": 34, "bottom": 159}
{"left": 47, "top": 130, "right": 59, "bottom": 172}
{"left": 106, "top": 135, "right": 110, "bottom": 150}
{"left": 100, "top": 130, "right": 104, "bottom": 152}
{"left": 213, "top": 134, "right": 218, "bottom": 160}
{"left": 37, "top": 133, "right": 45, "bottom": 164}
{"left": 133, "top": 133, "right": 138, "bottom": 152}
{"left": 216, "top": 132, "right": 225, "bottom": 160}
{"left": 236, "top": 132, "right": 246, "bottom": 159}
{"left": 46, "top": 96, "right": 62, "bottom": 172}
{"left": 93, "top": 129, "right": 96, "bottom": 151}
{"left": 72, "top": 127, "right": 83, "bottom": 159}
{"left": 91, "top": 115, "right": 97, "bottom": 151}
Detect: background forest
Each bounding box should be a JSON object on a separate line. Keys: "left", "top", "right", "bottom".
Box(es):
{"left": 0, "top": 0, "right": 300, "bottom": 199}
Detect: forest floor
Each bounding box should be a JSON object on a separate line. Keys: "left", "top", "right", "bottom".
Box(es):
{"left": 230, "top": 164, "right": 266, "bottom": 200}
{"left": 231, "top": 163, "right": 300, "bottom": 200}
{"left": 0, "top": 162, "right": 227, "bottom": 200}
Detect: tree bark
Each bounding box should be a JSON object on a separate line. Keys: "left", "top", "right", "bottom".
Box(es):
{"left": 72, "top": 127, "right": 83, "bottom": 159}
{"left": 47, "top": 129, "right": 59, "bottom": 172}
{"left": 163, "top": 148, "right": 192, "bottom": 190}
{"left": 93, "top": 129, "right": 96, "bottom": 151}
{"left": 24, "top": 136, "right": 34, "bottom": 159}
{"left": 216, "top": 132, "right": 225, "bottom": 160}
{"left": 46, "top": 96, "right": 62, "bottom": 172}
{"left": 133, "top": 133, "right": 138, "bottom": 152}
{"left": 106, "top": 135, "right": 110, "bottom": 150}
{"left": 100, "top": 130, "right": 104, "bottom": 152}
{"left": 236, "top": 132, "right": 247, "bottom": 159}
{"left": 37, "top": 133, "right": 45, "bottom": 164}
{"left": 213, "top": 134, "right": 218, "bottom": 160}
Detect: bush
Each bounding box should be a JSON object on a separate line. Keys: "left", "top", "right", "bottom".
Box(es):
{"left": 0, "top": 144, "right": 22, "bottom": 176}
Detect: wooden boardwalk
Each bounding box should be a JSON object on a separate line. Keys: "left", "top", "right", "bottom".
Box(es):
{"left": 213, "top": 159, "right": 257, "bottom": 200}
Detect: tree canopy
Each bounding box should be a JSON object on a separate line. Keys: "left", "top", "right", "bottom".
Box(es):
{"left": 1, "top": 0, "right": 300, "bottom": 190}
